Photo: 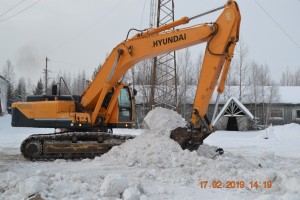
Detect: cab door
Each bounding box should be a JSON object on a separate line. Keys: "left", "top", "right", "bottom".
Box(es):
{"left": 118, "top": 87, "right": 133, "bottom": 123}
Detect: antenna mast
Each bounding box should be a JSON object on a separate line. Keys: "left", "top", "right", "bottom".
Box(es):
{"left": 149, "top": 0, "right": 177, "bottom": 109}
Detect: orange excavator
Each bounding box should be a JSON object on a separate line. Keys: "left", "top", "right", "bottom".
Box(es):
{"left": 11, "top": 0, "right": 241, "bottom": 160}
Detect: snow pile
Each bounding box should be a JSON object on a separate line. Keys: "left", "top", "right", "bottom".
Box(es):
{"left": 18, "top": 176, "right": 44, "bottom": 197}
{"left": 98, "top": 173, "right": 143, "bottom": 200}
{"left": 100, "top": 174, "right": 129, "bottom": 197}
{"left": 102, "top": 107, "right": 218, "bottom": 169}
{"left": 143, "top": 107, "right": 186, "bottom": 132}
{"left": 123, "top": 185, "right": 142, "bottom": 200}
{"left": 266, "top": 123, "right": 300, "bottom": 143}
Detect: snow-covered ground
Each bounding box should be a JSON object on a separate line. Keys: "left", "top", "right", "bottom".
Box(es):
{"left": 0, "top": 108, "right": 300, "bottom": 200}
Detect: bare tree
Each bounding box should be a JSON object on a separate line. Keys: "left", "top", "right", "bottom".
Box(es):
{"left": 135, "top": 60, "right": 151, "bottom": 85}
{"left": 226, "top": 59, "right": 238, "bottom": 86}
{"left": 121, "top": 67, "right": 135, "bottom": 86}
{"left": 249, "top": 62, "right": 279, "bottom": 126}
{"left": 135, "top": 60, "right": 152, "bottom": 105}
{"left": 280, "top": 66, "right": 300, "bottom": 86}
{"left": 177, "top": 48, "right": 194, "bottom": 118}
{"left": 261, "top": 64, "right": 273, "bottom": 125}
{"left": 192, "top": 52, "right": 203, "bottom": 85}
{"left": 223, "top": 59, "right": 238, "bottom": 101}
{"left": 295, "top": 68, "right": 300, "bottom": 86}
{"left": 71, "top": 70, "right": 87, "bottom": 95}
{"left": 2, "top": 60, "right": 16, "bottom": 85}
{"left": 265, "top": 82, "right": 280, "bottom": 125}
{"left": 280, "top": 67, "right": 292, "bottom": 86}
{"left": 2, "top": 60, "right": 16, "bottom": 107}
{"left": 223, "top": 41, "right": 250, "bottom": 101}
{"left": 234, "top": 41, "right": 250, "bottom": 101}
{"left": 249, "top": 61, "right": 261, "bottom": 118}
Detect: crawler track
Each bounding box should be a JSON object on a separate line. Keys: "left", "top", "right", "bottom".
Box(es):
{"left": 21, "top": 132, "right": 135, "bottom": 161}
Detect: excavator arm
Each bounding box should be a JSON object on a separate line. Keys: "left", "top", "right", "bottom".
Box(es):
{"left": 171, "top": 0, "right": 241, "bottom": 150}
{"left": 82, "top": 0, "right": 240, "bottom": 149}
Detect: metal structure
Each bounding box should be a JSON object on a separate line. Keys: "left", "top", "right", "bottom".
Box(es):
{"left": 212, "top": 97, "right": 254, "bottom": 126}
{"left": 149, "top": 0, "right": 177, "bottom": 109}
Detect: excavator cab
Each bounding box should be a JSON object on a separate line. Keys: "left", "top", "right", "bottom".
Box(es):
{"left": 105, "top": 85, "right": 135, "bottom": 129}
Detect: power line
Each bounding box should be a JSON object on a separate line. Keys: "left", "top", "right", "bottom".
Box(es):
{"left": 0, "top": 0, "right": 41, "bottom": 24}
{"left": 44, "top": 0, "right": 129, "bottom": 56}
{"left": 49, "top": 59, "right": 86, "bottom": 68}
{"left": 0, "top": 0, "right": 28, "bottom": 18}
{"left": 140, "top": 0, "right": 148, "bottom": 29}
{"left": 254, "top": 0, "right": 300, "bottom": 49}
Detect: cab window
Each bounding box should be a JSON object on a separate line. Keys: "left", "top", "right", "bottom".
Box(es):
{"left": 118, "top": 88, "right": 132, "bottom": 122}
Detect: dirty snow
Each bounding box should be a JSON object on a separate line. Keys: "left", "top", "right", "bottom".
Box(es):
{"left": 0, "top": 108, "right": 300, "bottom": 199}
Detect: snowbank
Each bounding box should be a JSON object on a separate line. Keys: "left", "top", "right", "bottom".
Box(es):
{"left": 102, "top": 107, "right": 219, "bottom": 170}
{"left": 206, "top": 123, "right": 300, "bottom": 159}
{"left": 1, "top": 109, "right": 300, "bottom": 199}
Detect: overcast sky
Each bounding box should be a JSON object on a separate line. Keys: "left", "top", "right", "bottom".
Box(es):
{"left": 1, "top": 0, "right": 299, "bottom": 86}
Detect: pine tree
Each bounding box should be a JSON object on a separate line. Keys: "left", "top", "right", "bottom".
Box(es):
{"left": 14, "top": 78, "right": 26, "bottom": 101}
{"left": 33, "top": 78, "right": 44, "bottom": 95}
{"left": 2, "top": 59, "right": 16, "bottom": 108}
{"left": 92, "top": 64, "right": 102, "bottom": 80}
{"left": 6, "top": 83, "right": 14, "bottom": 109}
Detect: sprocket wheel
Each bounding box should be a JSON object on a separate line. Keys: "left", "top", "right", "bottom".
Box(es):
{"left": 24, "top": 140, "right": 42, "bottom": 159}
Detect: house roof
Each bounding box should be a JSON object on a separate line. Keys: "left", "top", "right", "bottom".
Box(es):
{"left": 278, "top": 86, "right": 300, "bottom": 104}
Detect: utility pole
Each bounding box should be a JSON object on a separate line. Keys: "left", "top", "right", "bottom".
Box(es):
{"left": 43, "top": 57, "right": 49, "bottom": 95}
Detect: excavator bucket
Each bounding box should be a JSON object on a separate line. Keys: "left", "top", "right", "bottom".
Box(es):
{"left": 170, "top": 127, "right": 213, "bottom": 151}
